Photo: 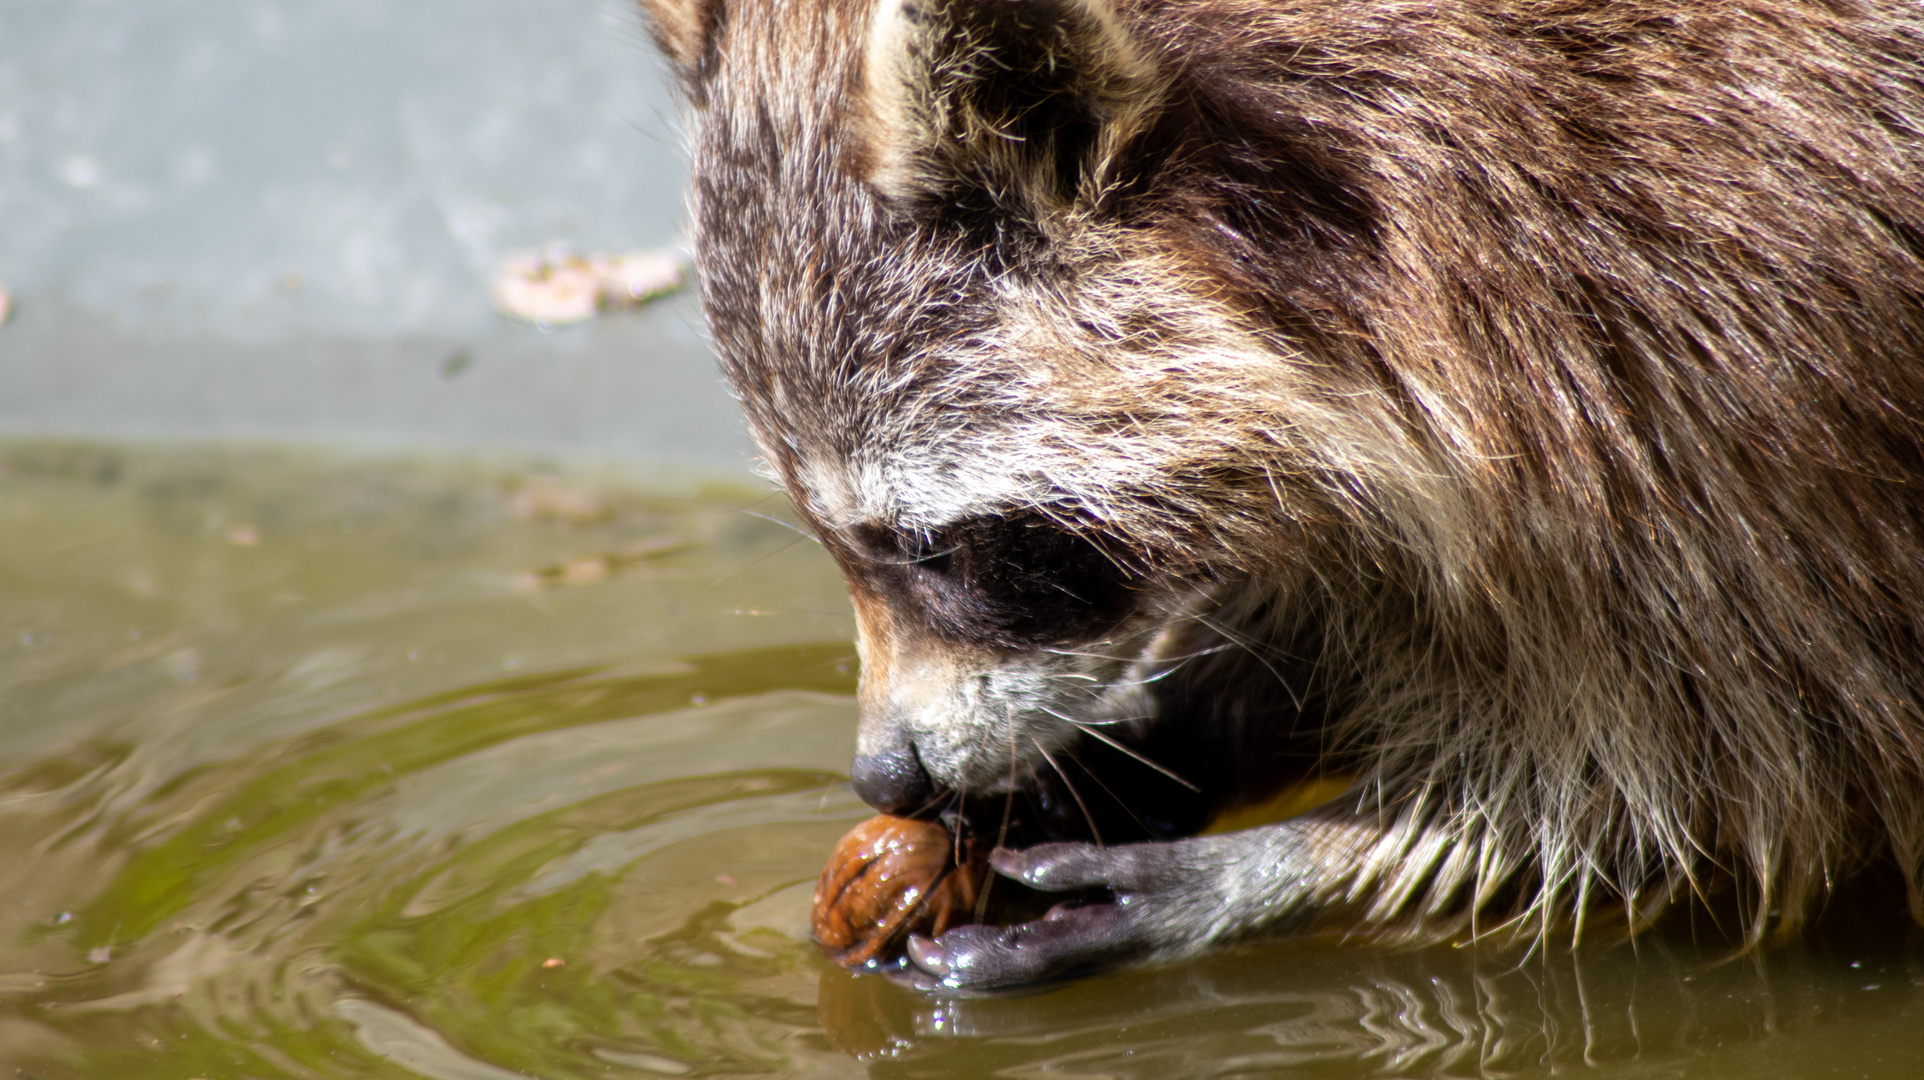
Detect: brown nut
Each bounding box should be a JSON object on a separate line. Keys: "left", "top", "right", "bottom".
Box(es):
{"left": 811, "top": 814, "right": 985, "bottom": 967}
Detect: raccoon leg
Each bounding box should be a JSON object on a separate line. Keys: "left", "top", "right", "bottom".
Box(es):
{"left": 903, "top": 823, "right": 1333, "bottom": 989}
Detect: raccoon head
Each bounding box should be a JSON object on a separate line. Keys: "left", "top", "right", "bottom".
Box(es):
{"left": 641, "top": 0, "right": 1423, "bottom": 814}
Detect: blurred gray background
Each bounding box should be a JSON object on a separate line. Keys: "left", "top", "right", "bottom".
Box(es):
{"left": 0, "top": 0, "right": 754, "bottom": 471}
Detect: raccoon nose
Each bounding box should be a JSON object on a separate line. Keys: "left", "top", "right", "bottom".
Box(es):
{"left": 849, "top": 745, "right": 937, "bottom": 815}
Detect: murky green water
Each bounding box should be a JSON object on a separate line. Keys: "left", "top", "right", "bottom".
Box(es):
{"left": 1, "top": 442, "right": 1920, "bottom": 1079}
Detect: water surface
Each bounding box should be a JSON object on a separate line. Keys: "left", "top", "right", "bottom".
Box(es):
{"left": 0, "top": 443, "right": 1918, "bottom": 1078}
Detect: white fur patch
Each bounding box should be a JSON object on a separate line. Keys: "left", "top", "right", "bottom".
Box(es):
{"left": 859, "top": 0, "right": 928, "bottom": 203}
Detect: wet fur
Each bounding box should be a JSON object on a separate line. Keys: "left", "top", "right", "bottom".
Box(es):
{"left": 641, "top": 0, "right": 1924, "bottom": 974}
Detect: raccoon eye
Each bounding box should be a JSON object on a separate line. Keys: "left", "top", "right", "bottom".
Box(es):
{"left": 891, "top": 511, "right": 1138, "bottom": 647}
{"left": 900, "top": 535, "right": 955, "bottom": 574}
{"left": 848, "top": 523, "right": 953, "bottom": 572}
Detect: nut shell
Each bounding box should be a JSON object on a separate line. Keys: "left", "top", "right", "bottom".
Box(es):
{"left": 812, "top": 814, "right": 984, "bottom": 967}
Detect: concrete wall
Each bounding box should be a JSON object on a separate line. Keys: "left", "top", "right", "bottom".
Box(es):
{"left": 0, "top": 0, "right": 753, "bottom": 470}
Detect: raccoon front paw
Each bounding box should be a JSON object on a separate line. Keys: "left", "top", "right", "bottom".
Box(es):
{"left": 901, "top": 841, "right": 1190, "bottom": 990}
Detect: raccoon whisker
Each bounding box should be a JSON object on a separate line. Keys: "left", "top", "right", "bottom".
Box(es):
{"left": 1047, "top": 581, "right": 1092, "bottom": 604}
{"left": 1040, "top": 669, "right": 1176, "bottom": 694}
{"left": 1036, "top": 665, "right": 1176, "bottom": 694}
{"left": 708, "top": 532, "right": 812, "bottom": 584}
{"left": 1062, "top": 713, "right": 1154, "bottom": 728}
{"left": 1036, "top": 663, "right": 1138, "bottom": 690}
{"left": 1033, "top": 736, "right": 1103, "bottom": 848}
{"left": 1041, "top": 707, "right": 1202, "bottom": 792}
{"left": 1192, "top": 612, "right": 1307, "bottom": 713}
{"left": 1039, "top": 645, "right": 1140, "bottom": 662}
{"left": 737, "top": 507, "right": 819, "bottom": 543}
{"left": 1155, "top": 643, "right": 1241, "bottom": 663}
{"left": 1094, "top": 654, "right": 1226, "bottom": 689}
{"left": 1068, "top": 721, "right": 1201, "bottom": 793}
{"left": 905, "top": 786, "right": 955, "bottom": 822}
{"left": 975, "top": 729, "right": 1022, "bottom": 925}
{"left": 952, "top": 789, "right": 965, "bottom": 867}
{"left": 1062, "top": 743, "right": 1157, "bottom": 838}
{"left": 1000, "top": 726, "right": 1019, "bottom": 851}
{"left": 1124, "top": 660, "right": 1203, "bottom": 686}
{"left": 1173, "top": 607, "right": 1278, "bottom": 653}
{"left": 874, "top": 543, "right": 962, "bottom": 568}
{"left": 1049, "top": 648, "right": 1223, "bottom": 694}
{"left": 1041, "top": 642, "right": 1233, "bottom": 667}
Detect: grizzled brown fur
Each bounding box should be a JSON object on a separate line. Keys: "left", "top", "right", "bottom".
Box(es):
{"left": 640, "top": 0, "right": 1924, "bottom": 985}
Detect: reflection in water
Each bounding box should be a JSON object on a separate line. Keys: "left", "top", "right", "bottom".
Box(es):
{"left": 0, "top": 443, "right": 1920, "bottom": 1078}
{"left": 824, "top": 932, "right": 1924, "bottom": 1078}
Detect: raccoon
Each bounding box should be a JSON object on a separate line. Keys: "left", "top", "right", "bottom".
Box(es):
{"left": 638, "top": 0, "right": 1924, "bottom": 988}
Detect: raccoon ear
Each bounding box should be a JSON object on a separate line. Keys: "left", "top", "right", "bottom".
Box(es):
{"left": 859, "top": 0, "right": 1167, "bottom": 217}
{"left": 638, "top": 0, "right": 724, "bottom": 79}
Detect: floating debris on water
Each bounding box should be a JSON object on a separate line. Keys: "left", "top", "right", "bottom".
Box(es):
{"left": 490, "top": 248, "right": 683, "bottom": 325}
{"left": 511, "top": 535, "right": 691, "bottom": 590}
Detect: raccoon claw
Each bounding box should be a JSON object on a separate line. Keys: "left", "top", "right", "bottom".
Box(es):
{"left": 905, "top": 933, "right": 952, "bottom": 976}
{"left": 905, "top": 902, "right": 1139, "bottom": 989}
{"left": 900, "top": 841, "right": 1190, "bottom": 989}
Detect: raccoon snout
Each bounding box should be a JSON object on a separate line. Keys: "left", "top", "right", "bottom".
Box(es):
{"left": 849, "top": 742, "right": 938, "bottom": 815}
